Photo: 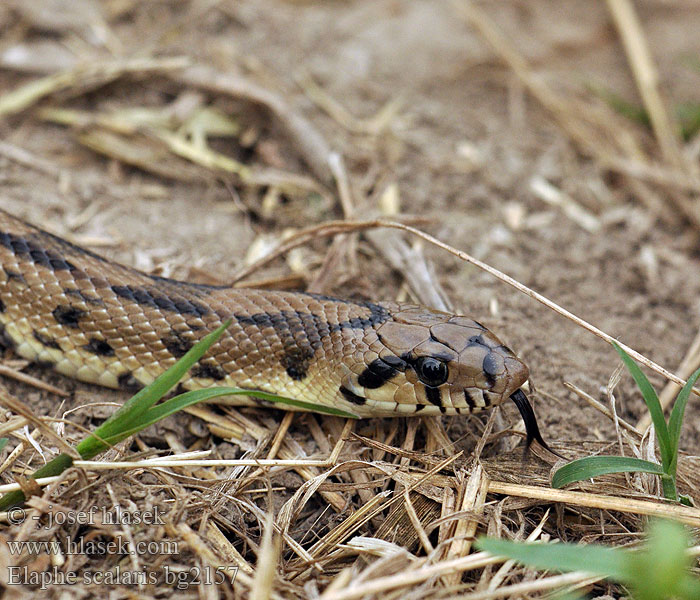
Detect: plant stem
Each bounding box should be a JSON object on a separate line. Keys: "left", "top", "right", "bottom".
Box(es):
{"left": 661, "top": 473, "right": 677, "bottom": 501}
{"left": 0, "top": 453, "right": 74, "bottom": 511}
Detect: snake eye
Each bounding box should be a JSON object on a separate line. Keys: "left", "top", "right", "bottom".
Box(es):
{"left": 415, "top": 357, "right": 448, "bottom": 387}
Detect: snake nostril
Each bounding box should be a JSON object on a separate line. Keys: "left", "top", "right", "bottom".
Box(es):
{"left": 482, "top": 353, "right": 503, "bottom": 389}
{"left": 482, "top": 352, "right": 504, "bottom": 378}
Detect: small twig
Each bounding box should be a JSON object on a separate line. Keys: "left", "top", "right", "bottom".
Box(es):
{"left": 265, "top": 412, "right": 294, "bottom": 461}
{"left": 0, "top": 427, "right": 41, "bottom": 476}
{"left": 447, "top": 573, "right": 602, "bottom": 600}
{"left": 252, "top": 509, "right": 281, "bottom": 600}
{"left": 0, "top": 56, "right": 189, "bottom": 117}
{"left": 73, "top": 458, "right": 335, "bottom": 469}
{"left": 368, "top": 234, "right": 452, "bottom": 310}
{"left": 0, "top": 364, "right": 69, "bottom": 397}
{"left": 564, "top": 382, "right": 641, "bottom": 438}
{"left": 307, "top": 153, "right": 356, "bottom": 293}
{"left": 484, "top": 510, "right": 551, "bottom": 592}
{"left": 444, "top": 464, "right": 489, "bottom": 585}
{"left": 0, "top": 384, "right": 76, "bottom": 457}
{"left": 529, "top": 175, "right": 601, "bottom": 233}
{"left": 295, "top": 69, "right": 403, "bottom": 135}
{"left": 606, "top": 0, "right": 684, "bottom": 169}
{"left": 488, "top": 480, "right": 700, "bottom": 527}
{"left": 403, "top": 490, "right": 434, "bottom": 554}
{"left": 0, "top": 476, "right": 62, "bottom": 497}
{"left": 0, "top": 140, "right": 62, "bottom": 178}
{"left": 328, "top": 153, "right": 355, "bottom": 219}
{"left": 607, "top": 156, "right": 700, "bottom": 194}
{"left": 319, "top": 552, "right": 501, "bottom": 600}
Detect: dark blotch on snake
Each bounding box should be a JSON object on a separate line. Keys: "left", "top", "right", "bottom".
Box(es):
{"left": 381, "top": 355, "right": 407, "bottom": 371}
{"left": 118, "top": 372, "right": 143, "bottom": 392}
{"left": 84, "top": 337, "right": 115, "bottom": 357}
{"left": 0, "top": 232, "right": 77, "bottom": 272}
{"left": 463, "top": 389, "right": 476, "bottom": 410}
{"left": 0, "top": 298, "right": 5, "bottom": 312}
{"left": 5, "top": 269, "right": 25, "bottom": 283}
{"left": 424, "top": 385, "right": 442, "bottom": 407}
{"left": 64, "top": 288, "right": 105, "bottom": 306}
{"left": 33, "top": 330, "right": 61, "bottom": 350}
{"left": 111, "top": 285, "right": 210, "bottom": 317}
{"left": 0, "top": 323, "right": 15, "bottom": 350}
{"left": 358, "top": 358, "right": 400, "bottom": 389}
{"left": 52, "top": 305, "right": 86, "bottom": 329}
{"left": 191, "top": 363, "right": 226, "bottom": 381}
{"left": 282, "top": 348, "right": 312, "bottom": 381}
{"left": 339, "top": 386, "right": 366, "bottom": 405}
{"left": 162, "top": 331, "right": 196, "bottom": 359}
{"left": 235, "top": 303, "right": 389, "bottom": 339}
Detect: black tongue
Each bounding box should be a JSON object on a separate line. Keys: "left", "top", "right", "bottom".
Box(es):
{"left": 509, "top": 389, "right": 564, "bottom": 459}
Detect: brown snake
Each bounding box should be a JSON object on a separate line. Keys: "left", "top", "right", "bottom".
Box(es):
{"left": 0, "top": 208, "right": 555, "bottom": 451}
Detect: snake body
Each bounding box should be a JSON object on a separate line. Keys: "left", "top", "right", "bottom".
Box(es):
{"left": 0, "top": 208, "right": 552, "bottom": 448}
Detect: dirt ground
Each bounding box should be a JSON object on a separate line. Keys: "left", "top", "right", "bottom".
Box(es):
{"left": 1, "top": 1, "right": 700, "bottom": 598}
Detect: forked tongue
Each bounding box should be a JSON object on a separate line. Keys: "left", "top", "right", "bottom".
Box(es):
{"left": 510, "top": 389, "right": 564, "bottom": 459}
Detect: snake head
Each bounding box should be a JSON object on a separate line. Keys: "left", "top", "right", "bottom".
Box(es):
{"left": 340, "top": 305, "right": 529, "bottom": 416}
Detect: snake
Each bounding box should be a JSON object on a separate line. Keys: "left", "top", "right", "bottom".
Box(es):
{"left": 0, "top": 207, "right": 556, "bottom": 452}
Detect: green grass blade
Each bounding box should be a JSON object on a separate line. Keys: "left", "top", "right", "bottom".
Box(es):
{"left": 587, "top": 83, "right": 651, "bottom": 128}
{"left": 678, "top": 579, "right": 700, "bottom": 599}
{"left": 0, "top": 438, "right": 8, "bottom": 452}
{"left": 93, "top": 388, "right": 359, "bottom": 445}
{"left": 676, "top": 102, "right": 700, "bottom": 140}
{"left": 478, "top": 520, "right": 700, "bottom": 598}
{"left": 101, "top": 319, "right": 232, "bottom": 426}
{"left": 141, "top": 388, "right": 359, "bottom": 422}
{"left": 77, "top": 389, "right": 253, "bottom": 449}
{"left": 240, "top": 391, "right": 359, "bottom": 418}
{"left": 612, "top": 342, "right": 672, "bottom": 468}
{"left": 0, "top": 453, "right": 75, "bottom": 511}
{"left": 76, "top": 320, "right": 232, "bottom": 458}
{"left": 627, "top": 520, "right": 694, "bottom": 600}
{"left": 476, "top": 537, "right": 629, "bottom": 581}
{"left": 667, "top": 367, "right": 700, "bottom": 469}
{"left": 552, "top": 455, "right": 664, "bottom": 488}
{"left": 81, "top": 386, "right": 360, "bottom": 453}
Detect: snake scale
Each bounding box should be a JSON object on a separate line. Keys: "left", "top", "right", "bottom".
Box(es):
{"left": 0, "top": 207, "right": 555, "bottom": 452}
